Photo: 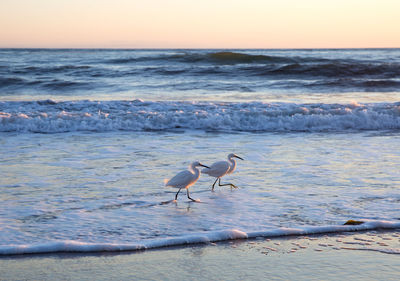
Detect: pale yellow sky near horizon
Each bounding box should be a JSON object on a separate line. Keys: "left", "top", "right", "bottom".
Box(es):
{"left": 1, "top": 0, "right": 399, "bottom": 48}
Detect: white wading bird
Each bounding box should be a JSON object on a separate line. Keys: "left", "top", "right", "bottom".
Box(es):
{"left": 202, "top": 153, "right": 244, "bottom": 191}
{"left": 165, "top": 161, "right": 210, "bottom": 201}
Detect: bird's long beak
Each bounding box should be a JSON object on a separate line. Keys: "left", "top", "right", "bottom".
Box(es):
{"left": 200, "top": 164, "right": 210, "bottom": 169}
{"left": 235, "top": 155, "right": 244, "bottom": 160}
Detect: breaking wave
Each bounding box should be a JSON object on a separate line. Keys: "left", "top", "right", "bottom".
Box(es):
{"left": 1, "top": 100, "right": 400, "bottom": 133}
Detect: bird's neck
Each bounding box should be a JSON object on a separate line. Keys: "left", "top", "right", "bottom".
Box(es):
{"left": 190, "top": 165, "right": 200, "bottom": 176}
{"left": 228, "top": 157, "right": 236, "bottom": 172}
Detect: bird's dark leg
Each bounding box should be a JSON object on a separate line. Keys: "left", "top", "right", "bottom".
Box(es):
{"left": 211, "top": 178, "right": 218, "bottom": 191}
{"left": 218, "top": 178, "right": 238, "bottom": 189}
{"left": 175, "top": 188, "right": 182, "bottom": 200}
{"left": 186, "top": 189, "right": 197, "bottom": 202}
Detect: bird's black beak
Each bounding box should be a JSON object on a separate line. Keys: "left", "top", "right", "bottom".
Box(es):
{"left": 235, "top": 155, "right": 244, "bottom": 160}
{"left": 200, "top": 164, "right": 210, "bottom": 169}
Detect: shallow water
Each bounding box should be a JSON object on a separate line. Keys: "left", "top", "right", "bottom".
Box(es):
{"left": 1, "top": 130, "right": 399, "bottom": 248}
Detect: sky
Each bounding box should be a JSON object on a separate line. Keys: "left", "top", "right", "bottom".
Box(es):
{"left": 0, "top": 0, "right": 399, "bottom": 48}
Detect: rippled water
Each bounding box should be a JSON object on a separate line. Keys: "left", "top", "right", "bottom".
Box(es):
{"left": 1, "top": 48, "right": 400, "bottom": 102}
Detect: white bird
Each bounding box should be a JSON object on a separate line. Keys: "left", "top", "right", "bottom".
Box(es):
{"left": 202, "top": 153, "right": 244, "bottom": 191}
{"left": 165, "top": 161, "right": 210, "bottom": 201}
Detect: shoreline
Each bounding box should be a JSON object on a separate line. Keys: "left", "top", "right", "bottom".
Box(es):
{"left": 1, "top": 219, "right": 399, "bottom": 256}
{"left": 1, "top": 230, "right": 399, "bottom": 281}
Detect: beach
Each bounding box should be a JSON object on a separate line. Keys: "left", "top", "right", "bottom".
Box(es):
{"left": 1, "top": 230, "right": 399, "bottom": 281}
{"left": 1, "top": 48, "right": 400, "bottom": 280}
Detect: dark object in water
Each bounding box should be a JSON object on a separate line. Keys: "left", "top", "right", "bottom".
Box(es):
{"left": 344, "top": 220, "right": 365, "bottom": 225}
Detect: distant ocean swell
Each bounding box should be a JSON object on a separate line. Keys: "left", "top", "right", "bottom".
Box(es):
{"left": 1, "top": 220, "right": 399, "bottom": 255}
{"left": 106, "top": 51, "right": 400, "bottom": 80}
{"left": 1, "top": 100, "right": 400, "bottom": 133}
{"left": 106, "top": 51, "right": 308, "bottom": 64}
{"left": 2, "top": 51, "right": 400, "bottom": 93}
{"left": 104, "top": 51, "right": 395, "bottom": 69}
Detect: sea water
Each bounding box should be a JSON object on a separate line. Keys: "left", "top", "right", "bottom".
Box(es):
{"left": 0, "top": 49, "right": 399, "bottom": 255}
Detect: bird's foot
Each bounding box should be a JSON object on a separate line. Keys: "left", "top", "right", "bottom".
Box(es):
{"left": 159, "top": 199, "right": 177, "bottom": 205}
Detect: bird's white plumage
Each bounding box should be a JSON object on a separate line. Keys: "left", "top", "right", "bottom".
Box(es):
{"left": 202, "top": 153, "right": 240, "bottom": 178}
{"left": 165, "top": 161, "right": 205, "bottom": 189}
{"left": 202, "top": 161, "right": 230, "bottom": 178}
{"left": 165, "top": 170, "right": 198, "bottom": 189}
{"left": 165, "top": 161, "right": 210, "bottom": 201}
{"left": 202, "top": 153, "right": 243, "bottom": 191}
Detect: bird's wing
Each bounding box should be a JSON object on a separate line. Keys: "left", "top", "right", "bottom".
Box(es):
{"left": 165, "top": 170, "right": 194, "bottom": 187}
{"left": 202, "top": 161, "right": 230, "bottom": 177}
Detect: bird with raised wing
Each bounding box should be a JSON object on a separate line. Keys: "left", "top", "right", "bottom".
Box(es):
{"left": 202, "top": 153, "right": 244, "bottom": 191}
{"left": 165, "top": 161, "right": 210, "bottom": 202}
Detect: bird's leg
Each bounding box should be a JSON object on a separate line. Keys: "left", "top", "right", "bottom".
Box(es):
{"left": 218, "top": 178, "right": 238, "bottom": 189}
{"left": 175, "top": 188, "right": 182, "bottom": 200}
{"left": 211, "top": 178, "right": 218, "bottom": 191}
{"left": 186, "top": 189, "right": 197, "bottom": 202}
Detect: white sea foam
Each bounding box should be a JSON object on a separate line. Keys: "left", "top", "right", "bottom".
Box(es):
{"left": 1, "top": 220, "right": 398, "bottom": 255}
{"left": 1, "top": 100, "right": 400, "bottom": 133}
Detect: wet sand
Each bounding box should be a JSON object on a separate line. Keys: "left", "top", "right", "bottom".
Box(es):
{"left": 1, "top": 230, "right": 399, "bottom": 281}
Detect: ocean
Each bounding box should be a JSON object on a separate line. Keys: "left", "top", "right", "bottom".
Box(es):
{"left": 0, "top": 49, "right": 399, "bottom": 255}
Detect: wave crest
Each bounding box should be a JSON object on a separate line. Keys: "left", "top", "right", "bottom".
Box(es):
{"left": 208, "top": 51, "right": 297, "bottom": 64}
{"left": 105, "top": 51, "right": 298, "bottom": 65}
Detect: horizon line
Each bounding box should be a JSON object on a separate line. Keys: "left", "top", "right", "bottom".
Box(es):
{"left": 1, "top": 47, "right": 399, "bottom": 50}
